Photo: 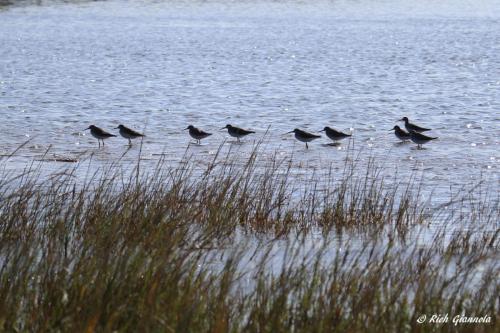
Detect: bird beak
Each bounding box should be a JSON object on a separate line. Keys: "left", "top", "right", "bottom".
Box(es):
{"left": 285, "top": 130, "right": 294, "bottom": 134}
{"left": 83, "top": 127, "right": 90, "bottom": 131}
{"left": 220, "top": 127, "right": 226, "bottom": 130}
{"left": 398, "top": 118, "right": 404, "bottom": 121}
{"left": 319, "top": 129, "right": 325, "bottom": 132}
{"left": 184, "top": 127, "right": 189, "bottom": 130}
{"left": 388, "top": 129, "right": 394, "bottom": 132}
{"left": 114, "top": 126, "right": 119, "bottom": 129}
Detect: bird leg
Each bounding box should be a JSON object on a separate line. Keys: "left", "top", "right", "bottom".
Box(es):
{"left": 306, "top": 142, "right": 309, "bottom": 149}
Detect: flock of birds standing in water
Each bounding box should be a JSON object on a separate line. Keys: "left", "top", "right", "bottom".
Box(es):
{"left": 84, "top": 117, "right": 438, "bottom": 149}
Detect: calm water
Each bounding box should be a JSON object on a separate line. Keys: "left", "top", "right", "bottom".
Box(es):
{"left": 0, "top": 0, "right": 499, "bottom": 205}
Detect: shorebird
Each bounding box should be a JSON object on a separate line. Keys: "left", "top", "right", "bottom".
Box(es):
{"left": 390, "top": 125, "right": 411, "bottom": 142}
{"left": 84, "top": 125, "right": 116, "bottom": 147}
{"left": 400, "top": 117, "right": 431, "bottom": 133}
{"left": 409, "top": 131, "right": 438, "bottom": 149}
{"left": 115, "top": 124, "right": 144, "bottom": 146}
{"left": 320, "top": 126, "right": 351, "bottom": 144}
{"left": 185, "top": 125, "right": 212, "bottom": 144}
{"left": 286, "top": 129, "right": 321, "bottom": 149}
{"left": 221, "top": 124, "right": 255, "bottom": 142}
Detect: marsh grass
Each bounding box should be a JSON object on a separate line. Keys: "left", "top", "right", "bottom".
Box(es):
{"left": 0, "top": 144, "right": 498, "bottom": 332}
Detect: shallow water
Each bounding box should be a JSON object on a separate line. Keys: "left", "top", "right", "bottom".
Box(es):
{"left": 0, "top": 0, "right": 499, "bottom": 206}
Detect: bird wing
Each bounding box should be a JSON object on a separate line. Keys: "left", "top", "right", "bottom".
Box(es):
{"left": 410, "top": 123, "right": 431, "bottom": 132}
{"left": 412, "top": 132, "right": 437, "bottom": 140}
{"left": 300, "top": 130, "right": 321, "bottom": 138}
{"left": 329, "top": 128, "right": 351, "bottom": 137}
{"left": 95, "top": 127, "right": 116, "bottom": 137}
{"left": 196, "top": 128, "right": 212, "bottom": 136}
{"left": 124, "top": 127, "right": 144, "bottom": 136}
{"left": 237, "top": 128, "right": 255, "bottom": 135}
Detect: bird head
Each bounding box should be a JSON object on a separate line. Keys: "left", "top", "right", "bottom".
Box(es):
{"left": 185, "top": 125, "right": 194, "bottom": 130}
{"left": 399, "top": 117, "right": 409, "bottom": 122}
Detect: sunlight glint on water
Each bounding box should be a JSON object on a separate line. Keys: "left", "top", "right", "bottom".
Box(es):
{"left": 0, "top": 0, "right": 498, "bottom": 206}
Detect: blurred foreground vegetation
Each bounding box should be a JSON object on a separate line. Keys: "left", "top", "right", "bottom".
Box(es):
{"left": 0, "top": 146, "right": 498, "bottom": 332}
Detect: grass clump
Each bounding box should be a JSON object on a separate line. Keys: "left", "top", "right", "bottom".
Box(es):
{"left": 0, "top": 147, "right": 498, "bottom": 332}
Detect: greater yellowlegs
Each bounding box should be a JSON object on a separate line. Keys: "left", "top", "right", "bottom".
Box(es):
{"left": 185, "top": 125, "right": 212, "bottom": 144}
{"left": 400, "top": 117, "right": 431, "bottom": 133}
{"left": 320, "top": 126, "right": 351, "bottom": 144}
{"left": 409, "top": 131, "right": 438, "bottom": 149}
{"left": 115, "top": 125, "right": 144, "bottom": 146}
{"left": 287, "top": 129, "right": 321, "bottom": 149}
{"left": 221, "top": 124, "right": 255, "bottom": 142}
{"left": 84, "top": 125, "right": 116, "bottom": 147}
{"left": 390, "top": 125, "right": 411, "bottom": 142}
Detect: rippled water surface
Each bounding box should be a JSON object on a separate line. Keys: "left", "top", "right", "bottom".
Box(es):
{"left": 0, "top": 0, "right": 499, "bottom": 204}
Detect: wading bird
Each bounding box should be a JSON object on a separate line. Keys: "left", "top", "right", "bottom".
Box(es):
{"left": 221, "top": 124, "right": 255, "bottom": 142}
{"left": 185, "top": 125, "right": 212, "bottom": 144}
{"left": 115, "top": 124, "right": 145, "bottom": 146}
{"left": 287, "top": 128, "right": 321, "bottom": 149}
{"left": 84, "top": 125, "right": 116, "bottom": 147}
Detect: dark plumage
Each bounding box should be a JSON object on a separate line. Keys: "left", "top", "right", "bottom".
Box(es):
{"left": 287, "top": 128, "right": 321, "bottom": 149}
{"left": 400, "top": 117, "right": 431, "bottom": 133}
{"left": 185, "top": 125, "right": 212, "bottom": 144}
{"left": 390, "top": 125, "right": 411, "bottom": 142}
{"left": 221, "top": 124, "right": 255, "bottom": 142}
{"left": 320, "top": 126, "right": 351, "bottom": 143}
{"left": 409, "top": 131, "right": 438, "bottom": 149}
{"left": 84, "top": 125, "right": 116, "bottom": 147}
{"left": 115, "top": 124, "right": 144, "bottom": 145}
